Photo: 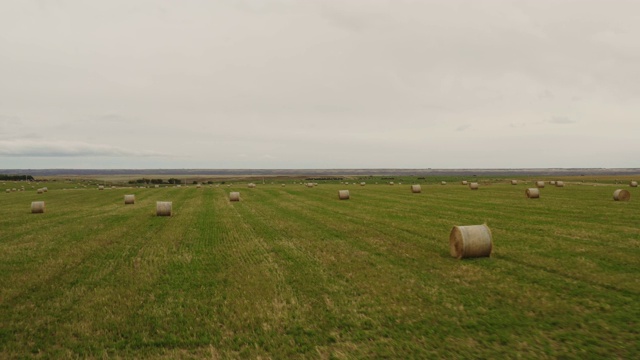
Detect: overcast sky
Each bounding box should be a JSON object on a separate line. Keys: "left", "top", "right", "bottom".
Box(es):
{"left": 1, "top": 0, "right": 638, "bottom": 169}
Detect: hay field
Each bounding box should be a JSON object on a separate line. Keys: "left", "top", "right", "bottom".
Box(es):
{"left": 1, "top": 178, "right": 639, "bottom": 358}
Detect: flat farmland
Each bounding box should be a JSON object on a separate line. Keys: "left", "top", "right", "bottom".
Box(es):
{"left": 1, "top": 179, "right": 639, "bottom": 358}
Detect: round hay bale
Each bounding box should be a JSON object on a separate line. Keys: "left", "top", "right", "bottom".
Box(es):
{"left": 535, "top": 181, "right": 545, "bottom": 188}
{"left": 306, "top": 183, "right": 314, "bottom": 188}
{"left": 613, "top": 189, "right": 631, "bottom": 201}
{"left": 37, "top": 188, "right": 43, "bottom": 194}
{"left": 31, "top": 201, "right": 45, "bottom": 214}
{"left": 630, "top": 181, "right": 638, "bottom": 187}
{"left": 469, "top": 182, "right": 479, "bottom": 190}
{"left": 229, "top": 192, "right": 240, "bottom": 202}
{"left": 360, "top": 182, "right": 366, "bottom": 186}
{"left": 461, "top": 181, "right": 468, "bottom": 185}
{"left": 124, "top": 194, "right": 135, "bottom": 205}
{"left": 42, "top": 187, "right": 48, "bottom": 192}
{"left": 156, "top": 201, "right": 172, "bottom": 216}
{"left": 389, "top": 182, "right": 394, "bottom": 185}
{"left": 411, "top": 184, "right": 421, "bottom": 193}
{"left": 98, "top": 186, "right": 104, "bottom": 190}
{"left": 511, "top": 180, "right": 518, "bottom": 185}
{"left": 555, "top": 181, "right": 564, "bottom": 187}
{"left": 441, "top": 181, "right": 447, "bottom": 185}
{"left": 338, "top": 190, "right": 350, "bottom": 200}
{"left": 5, "top": 189, "right": 9, "bottom": 193}
{"left": 281, "top": 184, "right": 286, "bottom": 187}
{"left": 449, "top": 224, "right": 492, "bottom": 259}
{"left": 196, "top": 184, "right": 201, "bottom": 188}
{"left": 550, "top": 181, "right": 556, "bottom": 185}
{"left": 248, "top": 183, "right": 256, "bottom": 188}
{"left": 526, "top": 188, "right": 540, "bottom": 198}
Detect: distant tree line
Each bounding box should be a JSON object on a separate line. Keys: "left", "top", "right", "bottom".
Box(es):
{"left": 0, "top": 174, "right": 35, "bottom": 181}
{"left": 305, "top": 177, "right": 344, "bottom": 181}
{"left": 128, "top": 178, "right": 182, "bottom": 184}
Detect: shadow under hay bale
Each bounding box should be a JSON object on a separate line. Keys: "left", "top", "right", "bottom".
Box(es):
{"left": 449, "top": 224, "right": 492, "bottom": 259}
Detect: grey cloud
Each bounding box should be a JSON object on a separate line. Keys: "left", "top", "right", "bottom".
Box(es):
{"left": 0, "top": 140, "right": 165, "bottom": 157}
{"left": 549, "top": 116, "right": 576, "bottom": 124}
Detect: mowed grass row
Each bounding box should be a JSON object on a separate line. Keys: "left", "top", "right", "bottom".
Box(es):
{"left": 0, "top": 182, "right": 638, "bottom": 358}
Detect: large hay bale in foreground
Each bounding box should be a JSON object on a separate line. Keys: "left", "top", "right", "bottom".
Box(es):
{"left": 556, "top": 181, "right": 564, "bottom": 187}
{"left": 469, "top": 182, "right": 479, "bottom": 190}
{"left": 31, "top": 201, "right": 45, "bottom": 214}
{"left": 526, "top": 188, "right": 540, "bottom": 198}
{"left": 536, "top": 181, "right": 545, "bottom": 188}
{"left": 411, "top": 184, "right": 421, "bottom": 193}
{"left": 631, "top": 181, "right": 638, "bottom": 187}
{"left": 338, "top": 190, "right": 350, "bottom": 200}
{"left": 229, "top": 192, "right": 240, "bottom": 202}
{"left": 124, "top": 194, "right": 135, "bottom": 205}
{"left": 449, "top": 224, "right": 492, "bottom": 259}
{"left": 156, "top": 201, "right": 172, "bottom": 216}
{"left": 613, "top": 189, "right": 631, "bottom": 201}
{"left": 511, "top": 180, "right": 518, "bottom": 185}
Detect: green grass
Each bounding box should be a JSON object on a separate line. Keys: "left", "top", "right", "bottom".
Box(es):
{"left": 1, "top": 180, "right": 639, "bottom": 358}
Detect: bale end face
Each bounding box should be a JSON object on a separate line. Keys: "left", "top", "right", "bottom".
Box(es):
{"left": 156, "top": 201, "right": 172, "bottom": 216}
{"left": 449, "top": 224, "right": 492, "bottom": 259}
{"left": 31, "top": 201, "right": 45, "bottom": 214}
{"left": 229, "top": 192, "right": 240, "bottom": 202}
{"left": 124, "top": 195, "right": 135, "bottom": 205}
{"left": 613, "top": 189, "right": 631, "bottom": 201}
{"left": 338, "top": 190, "right": 350, "bottom": 200}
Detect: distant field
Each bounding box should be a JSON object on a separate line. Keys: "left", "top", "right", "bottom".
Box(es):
{"left": 1, "top": 177, "right": 639, "bottom": 358}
